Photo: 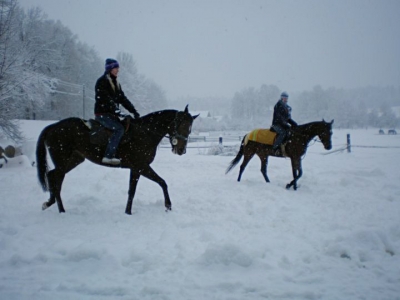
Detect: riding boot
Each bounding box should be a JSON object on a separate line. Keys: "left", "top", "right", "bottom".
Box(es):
{"left": 272, "top": 137, "right": 283, "bottom": 151}
{"left": 272, "top": 128, "right": 287, "bottom": 152}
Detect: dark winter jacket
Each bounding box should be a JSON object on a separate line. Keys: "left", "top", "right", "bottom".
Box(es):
{"left": 271, "top": 99, "right": 297, "bottom": 129}
{"left": 94, "top": 73, "right": 138, "bottom": 117}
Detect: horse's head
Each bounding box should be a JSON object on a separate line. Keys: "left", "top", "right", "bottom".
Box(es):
{"left": 169, "top": 105, "right": 199, "bottom": 155}
{"left": 318, "top": 119, "right": 334, "bottom": 150}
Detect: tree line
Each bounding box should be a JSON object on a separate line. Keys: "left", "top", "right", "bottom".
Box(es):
{"left": 174, "top": 84, "right": 400, "bottom": 132}
{"left": 230, "top": 84, "right": 400, "bottom": 130}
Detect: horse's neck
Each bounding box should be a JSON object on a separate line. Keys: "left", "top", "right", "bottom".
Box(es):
{"left": 139, "top": 110, "right": 176, "bottom": 141}
{"left": 297, "top": 123, "right": 319, "bottom": 144}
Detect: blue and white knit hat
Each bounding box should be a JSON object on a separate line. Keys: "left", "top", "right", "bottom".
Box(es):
{"left": 105, "top": 58, "right": 119, "bottom": 71}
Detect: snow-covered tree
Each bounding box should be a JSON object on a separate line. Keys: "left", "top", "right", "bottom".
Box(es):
{"left": 230, "top": 84, "right": 280, "bottom": 129}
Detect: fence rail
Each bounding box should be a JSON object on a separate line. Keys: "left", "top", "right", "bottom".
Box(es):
{"left": 183, "top": 133, "right": 400, "bottom": 152}
{"left": 323, "top": 133, "right": 400, "bottom": 155}
{"left": 188, "top": 136, "right": 243, "bottom": 143}
{"left": 351, "top": 145, "right": 400, "bottom": 148}
{"left": 157, "top": 135, "right": 243, "bottom": 149}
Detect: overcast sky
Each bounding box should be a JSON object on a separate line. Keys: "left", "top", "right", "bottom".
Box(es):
{"left": 18, "top": 0, "right": 400, "bottom": 99}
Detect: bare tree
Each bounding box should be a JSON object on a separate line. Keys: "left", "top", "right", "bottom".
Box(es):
{"left": 117, "top": 52, "right": 167, "bottom": 114}
{"left": 0, "top": 1, "right": 55, "bottom": 139}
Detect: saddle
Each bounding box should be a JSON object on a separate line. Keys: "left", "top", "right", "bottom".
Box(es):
{"left": 84, "top": 117, "right": 132, "bottom": 146}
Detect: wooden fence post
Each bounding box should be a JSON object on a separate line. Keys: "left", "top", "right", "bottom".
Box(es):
{"left": 347, "top": 134, "right": 351, "bottom": 153}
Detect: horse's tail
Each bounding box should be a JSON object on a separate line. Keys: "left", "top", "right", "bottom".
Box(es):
{"left": 225, "top": 135, "right": 246, "bottom": 174}
{"left": 36, "top": 127, "right": 50, "bottom": 192}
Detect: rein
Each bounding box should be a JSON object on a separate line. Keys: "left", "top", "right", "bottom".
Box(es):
{"left": 308, "top": 138, "right": 319, "bottom": 147}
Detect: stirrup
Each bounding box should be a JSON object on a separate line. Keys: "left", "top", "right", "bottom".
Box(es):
{"left": 102, "top": 157, "right": 121, "bottom": 165}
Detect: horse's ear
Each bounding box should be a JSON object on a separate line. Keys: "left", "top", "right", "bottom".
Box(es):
{"left": 184, "top": 105, "right": 189, "bottom": 113}
{"left": 192, "top": 114, "right": 199, "bottom": 120}
{"left": 330, "top": 119, "right": 334, "bottom": 125}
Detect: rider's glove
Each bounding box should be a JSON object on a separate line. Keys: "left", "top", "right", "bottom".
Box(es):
{"left": 133, "top": 111, "right": 140, "bottom": 119}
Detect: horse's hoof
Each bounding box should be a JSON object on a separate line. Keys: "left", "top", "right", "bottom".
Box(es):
{"left": 125, "top": 210, "right": 132, "bottom": 215}
{"left": 165, "top": 206, "right": 172, "bottom": 212}
{"left": 42, "top": 202, "right": 48, "bottom": 210}
{"left": 286, "top": 184, "right": 291, "bottom": 189}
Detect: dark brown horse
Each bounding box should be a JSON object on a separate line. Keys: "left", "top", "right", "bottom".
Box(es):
{"left": 36, "top": 106, "right": 198, "bottom": 214}
{"left": 226, "top": 120, "right": 334, "bottom": 190}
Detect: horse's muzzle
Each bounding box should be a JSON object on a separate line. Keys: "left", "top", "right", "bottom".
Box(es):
{"left": 177, "top": 147, "right": 186, "bottom": 155}
{"left": 172, "top": 147, "right": 186, "bottom": 155}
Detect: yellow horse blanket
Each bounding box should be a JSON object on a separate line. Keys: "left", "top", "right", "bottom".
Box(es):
{"left": 244, "top": 129, "right": 277, "bottom": 145}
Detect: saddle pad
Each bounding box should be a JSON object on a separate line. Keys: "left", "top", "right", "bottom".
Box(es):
{"left": 245, "top": 129, "right": 276, "bottom": 145}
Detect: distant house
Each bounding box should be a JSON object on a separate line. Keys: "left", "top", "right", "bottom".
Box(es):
{"left": 190, "top": 110, "right": 224, "bottom": 122}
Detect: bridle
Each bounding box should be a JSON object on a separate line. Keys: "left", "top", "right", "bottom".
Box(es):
{"left": 167, "top": 112, "right": 189, "bottom": 146}
{"left": 316, "top": 127, "right": 332, "bottom": 148}
{"left": 139, "top": 111, "right": 189, "bottom": 147}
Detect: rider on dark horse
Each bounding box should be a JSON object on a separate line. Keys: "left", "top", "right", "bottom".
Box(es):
{"left": 271, "top": 91, "right": 298, "bottom": 153}
{"left": 95, "top": 58, "right": 140, "bottom": 165}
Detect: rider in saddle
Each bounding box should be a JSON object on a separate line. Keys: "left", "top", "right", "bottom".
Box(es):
{"left": 271, "top": 91, "right": 298, "bottom": 153}
{"left": 95, "top": 58, "right": 140, "bottom": 165}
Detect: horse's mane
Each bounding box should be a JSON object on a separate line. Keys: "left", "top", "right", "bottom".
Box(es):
{"left": 295, "top": 120, "right": 332, "bottom": 132}
{"left": 297, "top": 120, "right": 327, "bottom": 128}
{"left": 139, "top": 109, "right": 178, "bottom": 123}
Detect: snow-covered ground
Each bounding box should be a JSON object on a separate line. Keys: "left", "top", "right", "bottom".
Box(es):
{"left": 0, "top": 121, "right": 399, "bottom": 300}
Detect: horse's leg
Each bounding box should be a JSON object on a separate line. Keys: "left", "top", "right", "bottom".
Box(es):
{"left": 286, "top": 159, "right": 297, "bottom": 190}
{"left": 257, "top": 152, "right": 270, "bottom": 183}
{"left": 238, "top": 152, "right": 254, "bottom": 182}
{"left": 42, "top": 169, "right": 57, "bottom": 210}
{"left": 260, "top": 156, "right": 270, "bottom": 182}
{"left": 286, "top": 158, "right": 302, "bottom": 190}
{"left": 295, "top": 162, "right": 303, "bottom": 190}
{"left": 139, "top": 166, "right": 171, "bottom": 211}
{"left": 44, "top": 168, "right": 66, "bottom": 213}
{"left": 43, "top": 152, "right": 84, "bottom": 213}
{"left": 125, "top": 169, "right": 140, "bottom": 215}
